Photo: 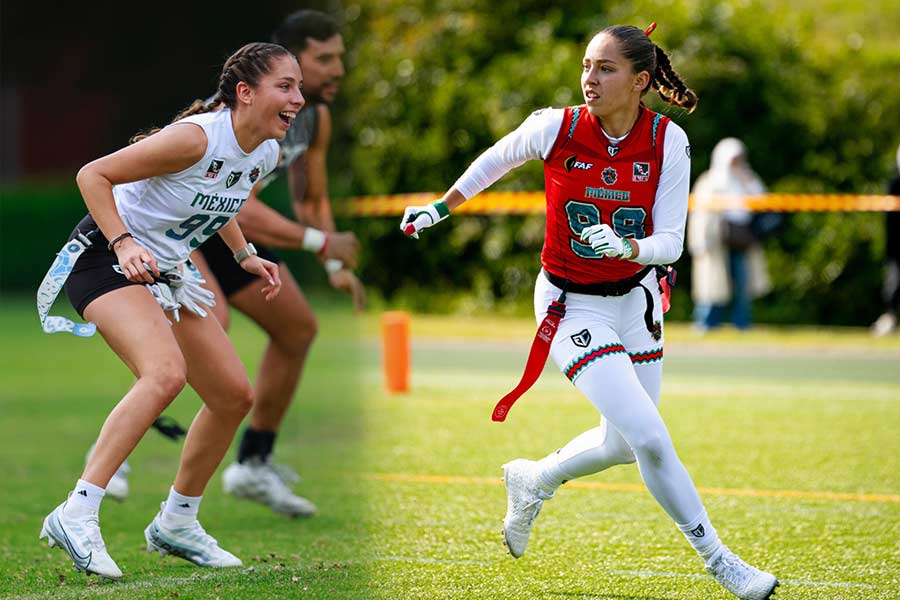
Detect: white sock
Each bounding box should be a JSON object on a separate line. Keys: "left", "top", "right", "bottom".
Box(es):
{"left": 66, "top": 479, "right": 105, "bottom": 513}
{"left": 161, "top": 487, "right": 202, "bottom": 527}
{"left": 677, "top": 510, "right": 721, "bottom": 560}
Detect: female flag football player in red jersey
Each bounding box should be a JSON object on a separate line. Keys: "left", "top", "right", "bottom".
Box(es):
{"left": 401, "top": 25, "right": 778, "bottom": 600}
{"left": 37, "top": 43, "right": 301, "bottom": 579}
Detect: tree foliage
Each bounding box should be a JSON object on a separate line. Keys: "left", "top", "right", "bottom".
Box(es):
{"left": 329, "top": 0, "right": 900, "bottom": 324}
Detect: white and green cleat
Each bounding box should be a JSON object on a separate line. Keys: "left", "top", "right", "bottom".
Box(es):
{"left": 144, "top": 503, "right": 242, "bottom": 568}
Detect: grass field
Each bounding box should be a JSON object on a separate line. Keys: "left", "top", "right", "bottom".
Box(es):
{"left": 2, "top": 298, "right": 899, "bottom": 599}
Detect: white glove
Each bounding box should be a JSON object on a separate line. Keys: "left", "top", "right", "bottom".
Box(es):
{"left": 400, "top": 200, "right": 450, "bottom": 239}
{"left": 166, "top": 263, "right": 217, "bottom": 318}
{"left": 146, "top": 282, "right": 181, "bottom": 322}
{"left": 580, "top": 224, "right": 632, "bottom": 258}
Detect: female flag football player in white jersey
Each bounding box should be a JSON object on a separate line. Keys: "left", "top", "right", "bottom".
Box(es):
{"left": 38, "top": 42, "right": 301, "bottom": 579}
{"left": 400, "top": 25, "right": 778, "bottom": 600}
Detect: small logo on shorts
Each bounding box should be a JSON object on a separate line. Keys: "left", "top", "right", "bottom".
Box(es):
{"left": 205, "top": 159, "right": 224, "bottom": 179}
{"left": 112, "top": 265, "right": 125, "bottom": 274}
{"left": 651, "top": 320, "right": 662, "bottom": 342}
{"left": 689, "top": 524, "right": 705, "bottom": 538}
{"left": 570, "top": 329, "right": 592, "bottom": 348}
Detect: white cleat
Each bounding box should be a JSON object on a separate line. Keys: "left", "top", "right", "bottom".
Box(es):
{"left": 39, "top": 500, "right": 123, "bottom": 580}
{"left": 222, "top": 459, "right": 317, "bottom": 517}
{"left": 501, "top": 459, "right": 553, "bottom": 559}
{"left": 706, "top": 545, "right": 779, "bottom": 600}
{"left": 144, "top": 504, "right": 242, "bottom": 568}
{"left": 85, "top": 443, "right": 130, "bottom": 502}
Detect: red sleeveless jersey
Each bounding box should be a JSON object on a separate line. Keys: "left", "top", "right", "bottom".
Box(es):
{"left": 541, "top": 105, "right": 669, "bottom": 284}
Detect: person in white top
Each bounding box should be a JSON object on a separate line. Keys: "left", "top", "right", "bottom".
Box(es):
{"left": 401, "top": 24, "right": 777, "bottom": 600}
{"left": 688, "top": 138, "right": 771, "bottom": 331}
{"left": 39, "top": 42, "right": 302, "bottom": 579}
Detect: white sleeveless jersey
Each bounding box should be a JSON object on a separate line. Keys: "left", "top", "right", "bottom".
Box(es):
{"left": 114, "top": 109, "right": 279, "bottom": 271}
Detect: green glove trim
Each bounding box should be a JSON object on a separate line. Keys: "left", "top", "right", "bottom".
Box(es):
{"left": 433, "top": 200, "right": 450, "bottom": 219}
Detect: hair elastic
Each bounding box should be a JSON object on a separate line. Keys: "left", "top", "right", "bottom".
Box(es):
{"left": 644, "top": 22, "right": 657, "bottom": 37}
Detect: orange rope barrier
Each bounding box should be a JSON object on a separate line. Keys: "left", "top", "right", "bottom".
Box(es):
{"left": 338, "top": 192, "right": 900, "bottom": 216}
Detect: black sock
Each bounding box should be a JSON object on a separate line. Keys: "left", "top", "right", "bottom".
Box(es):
{"left": 237, "top": 428, "right": 277, "bottom": 463}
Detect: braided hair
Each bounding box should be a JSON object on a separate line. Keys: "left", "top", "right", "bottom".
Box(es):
{"left": 131, "top": 42, "right": 294, "bottom": 143}
{"left": 600, "top": 25, "right": 698, "bottom": 113}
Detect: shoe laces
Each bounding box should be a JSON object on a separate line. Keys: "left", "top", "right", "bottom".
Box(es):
{"left": 179, "top": 518, "right": 220, "bottom": 549}
{"left": 710, "top": 549, "right": 755, "bottom": 588}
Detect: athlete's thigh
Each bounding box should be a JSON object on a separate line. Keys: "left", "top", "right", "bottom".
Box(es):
{"left": 189, "top": 249, "right": 230, "bottom": 328}
{"left": 171, "top": 311, "right": 251, "bottom": 410}
{"left": 535, "top": 271, "right": 625, "bottom": 381}
{"left": 228, "top": 263, "right": 314, "bottom": 339}
{"left": 618, "top": 271, "right": 665, "bottom": 356}
{"left": 83, "top": 286, "right": 183, "bottom": 376}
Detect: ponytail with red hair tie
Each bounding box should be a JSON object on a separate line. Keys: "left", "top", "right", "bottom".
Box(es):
{"left": 644, "top": 22, "right": 657, "bottom": 37}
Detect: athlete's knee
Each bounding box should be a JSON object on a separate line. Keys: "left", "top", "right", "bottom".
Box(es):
{"left": 275, "top": 311, "right": 318, "bottom": 356}
{"left": 629, "top": 428, "right": 672, "bottom": 467}
{"left": 219, "top": 381, "right": 254, "bottom": 420}
{"left": 141, "top": 359, "right": 187, "bottom": 406}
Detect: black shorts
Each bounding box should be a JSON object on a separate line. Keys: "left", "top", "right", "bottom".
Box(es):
{"left": 64, "top": 214, "right": 142, "bottom": 318}
{"left": 197, "top": 235, "right": 280, "bottom": 298}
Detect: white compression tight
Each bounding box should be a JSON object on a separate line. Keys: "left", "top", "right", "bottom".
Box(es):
{"left": 536, "top": 355, "right": 718, "bottom": 555}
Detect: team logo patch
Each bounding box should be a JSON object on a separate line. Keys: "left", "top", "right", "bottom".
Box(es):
{"left": 225, "top": 171, "right": 243, "bottom": 188}
{"left": 601, "top": 166, "right": 618, "bottom": 185}
{"left": 607, "top": 145, "right": 620, "bottom": 157}
{"left": 689, "top": 524, "right": 706, "bottom": 538}
{"left": 248, "top": 165, "right": 261, "bottom": 184}
{"left": 564, "top": 155, "right": 594, "bottom": 172}
{"left": 570, "top": 329, "right": 592, "bottom": 348}
{"left": 685, "top": 145, "right": 691, "bottom": 158}
{"left": 633, "top": 162, "right": 650, "bottom": 182}
{"left": 205, "top": 159, "right": 224, "bottom": 179}
{"left": 651, "top": 320, "right": 662, "bottom": 342}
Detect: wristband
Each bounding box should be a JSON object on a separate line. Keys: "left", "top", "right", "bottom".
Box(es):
{"left": 301, "top": 227, "right": 327, "bottom": 253}
{"left": 324, "top": 259, "right": 343, "bottom": 275}
{"left": 233, "top": 243, "right": 258, "bottom": 264}
{"left": 107, "top": 232, "right": 133, "bottom": 252}
{"left": 621, "top": 238, "right": 635, "bottom": 260}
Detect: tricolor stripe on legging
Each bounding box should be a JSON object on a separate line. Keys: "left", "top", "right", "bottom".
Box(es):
{"left": 629, "top": 347, "right": 663, "bottom": 364}
{"left": 565, "top": 343, "right": 627, "bottom": 381}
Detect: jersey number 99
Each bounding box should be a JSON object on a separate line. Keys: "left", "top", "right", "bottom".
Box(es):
{"left": 165, "top": 214, "right": 231, "bottom": 248}
{"left": 564, "top": 200, "right": 647, "bottom": 259}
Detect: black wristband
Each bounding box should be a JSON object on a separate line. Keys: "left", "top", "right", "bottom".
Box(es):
{"left": 107, "top": 232, "right": 133, "bottom": 252}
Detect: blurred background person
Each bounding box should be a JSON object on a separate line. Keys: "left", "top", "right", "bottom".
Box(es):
{"left": 688, "top": 137, "right": 771, "bottom": 331}
{"left": 871, "top": 142, "right": 900, "bottom": 336}
{"left": 193, "top": 9, "right": 364, "bottom": 518}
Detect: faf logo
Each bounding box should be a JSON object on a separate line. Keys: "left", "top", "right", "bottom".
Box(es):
{"left": 633, "top": 162, "right": 650, "bottom": 182}
{"left": 601, "top": 166, "right": 618, "bottom": 185}
{"left": 205, "top": 159, "right": 224, "bottom": 179}
{"left": 225, "top": 171, "right": 243, "bottom": 189}
{"left": 563, "top": 155, "right": 594, "bottom": 172}
{"left": 248, "top": 165, "right": 261, "bottom": 184}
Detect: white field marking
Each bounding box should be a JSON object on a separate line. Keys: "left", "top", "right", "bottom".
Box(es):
{"left": 360, "top": 472, "right": 900, "bottom": 504}
{"left": 608, "top": 569, "right": 875, "bottom": 589}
